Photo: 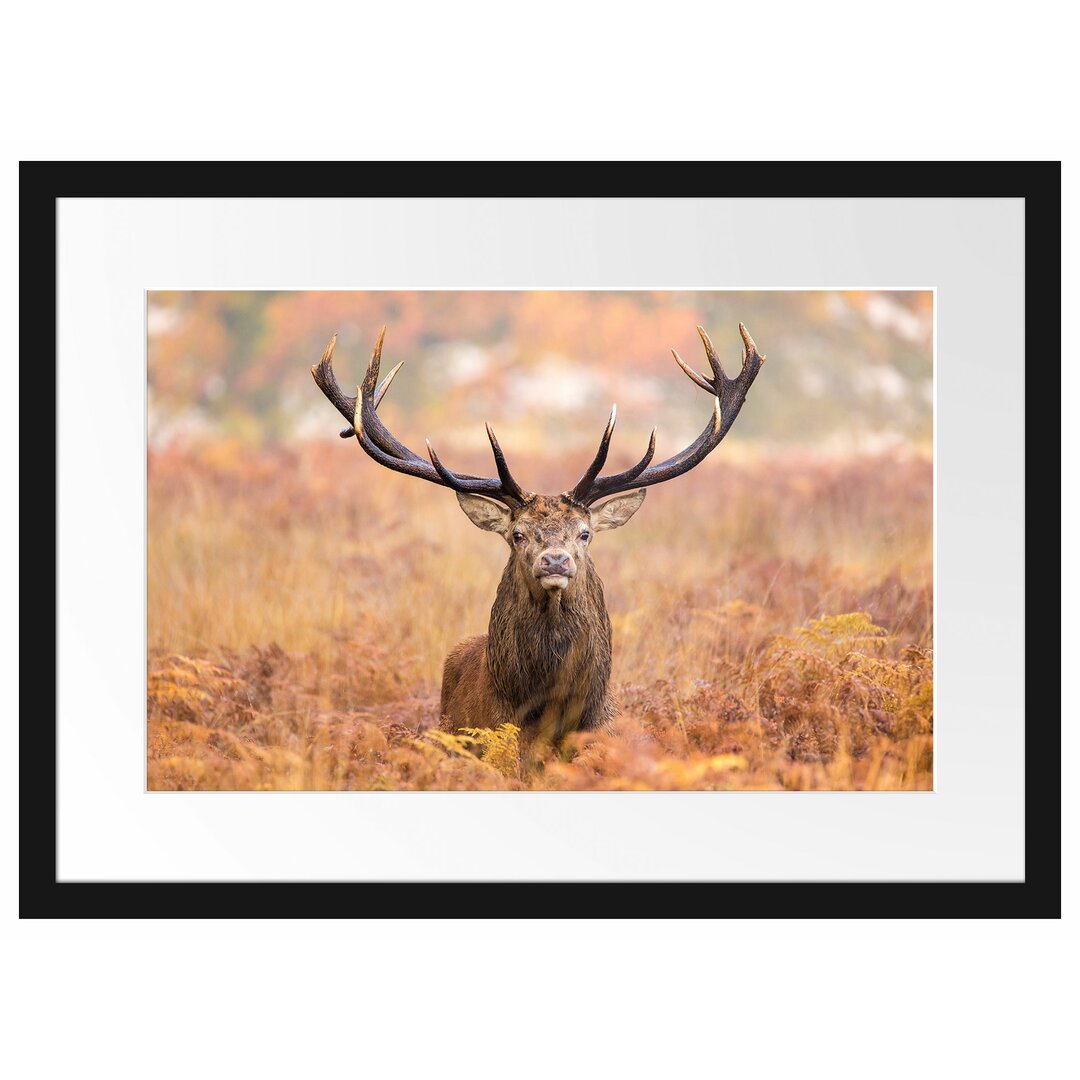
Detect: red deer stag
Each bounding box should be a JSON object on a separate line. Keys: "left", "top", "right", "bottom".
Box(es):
{"left": 311, "top": 323, "right": 765, "bottom": 751}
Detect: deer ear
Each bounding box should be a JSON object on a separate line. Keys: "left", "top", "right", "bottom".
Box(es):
{"left": 455, "top": 492, "right": 511, "bottom": 533}
{"left": 590, "top": 489, "right": 646, "bottom": 531}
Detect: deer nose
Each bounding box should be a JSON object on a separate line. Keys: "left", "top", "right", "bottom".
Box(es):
{"left": 540, "top": 552, "right": 572, "bottom": 576}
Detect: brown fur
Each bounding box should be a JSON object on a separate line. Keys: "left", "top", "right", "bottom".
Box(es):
{"left": 440, "top": 493, "right": 642, "bottom": 753}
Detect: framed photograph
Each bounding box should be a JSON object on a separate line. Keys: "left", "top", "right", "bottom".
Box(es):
{"left": 21, "top": 161, "right": 1059, "bottom": 917}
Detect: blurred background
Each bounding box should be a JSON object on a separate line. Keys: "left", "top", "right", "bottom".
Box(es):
{"left": 148, "top": 290, "right": 932, "bottom": 456}
{"left": 147, "top": 291, "right": 934, "bottom": 791}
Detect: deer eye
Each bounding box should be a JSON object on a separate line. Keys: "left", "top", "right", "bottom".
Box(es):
{"left": 580, "top": 530, "right": 590, "bottom": 542}
{"left": 512, "top": 531, "right": 525, "bottom": 544}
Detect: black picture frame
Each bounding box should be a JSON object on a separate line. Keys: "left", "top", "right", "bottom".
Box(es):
{"left": 20, "top": 161, "right": 1061, "bottom": 919}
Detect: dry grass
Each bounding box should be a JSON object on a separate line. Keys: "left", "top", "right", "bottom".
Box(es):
{"left": 147, "top": 441, "right": 933, "bottom": 790}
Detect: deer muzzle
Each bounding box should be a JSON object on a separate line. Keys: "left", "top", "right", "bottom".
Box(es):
{"left": 537, "top": 551, "right": 575, "bottom": 590}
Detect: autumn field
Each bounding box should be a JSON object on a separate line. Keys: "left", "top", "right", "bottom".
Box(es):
{"left": 147, "top": 441, "right": 933, "bottom": 791}
{"left": 147, "top": 289, "right": 933, "bottom": 790}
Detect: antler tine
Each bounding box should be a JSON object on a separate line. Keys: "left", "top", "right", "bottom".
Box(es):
{"left": 485, "top": 423, "right": 528, "bottom": 505}
{"left": 374, "top": 360, "right": 404, "bottom": 407}
{"left": 569, "top": 405, "right": 617, "bottom": 504}
{"left": 587, "top": 426, "right": 657, "bottom": 494}
{"left": 313, "top": 327, "right": 530, "bottom": 507}
{"left": 572, "top": 324, "right": 765, "bottom": 505}
{"left": 352, "top": 327, "right": 422, "bottom": 462}
{"left": 739, "top": 322, "right": 766, "bottom": 370}
{"left": 367, "top": 325, "right": 387, "bottom": 387}
{"left": 425, "top": 439, "right": 467, "bottom": 486}
{"left": 311, "top": 333, "right": 357, "bottom": 435}
{"left": 672, "top": 348, "right": 713, "bottom": 393}
{"left": 696, "top": 325, "right": 727, "bottom": 385}
{"left": 335, "top": 360, "right": 403, "bottom": 438}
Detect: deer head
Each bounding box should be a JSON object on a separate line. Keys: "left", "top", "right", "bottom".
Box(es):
{"left": 452, "top": 489, "right": 647, "bottom": 601}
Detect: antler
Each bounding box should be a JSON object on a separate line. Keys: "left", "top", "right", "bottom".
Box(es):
{"left": 568, "top": 324, "right": 765, "bottom": 505}
{"left": 311, "top": 328, "right": 531, "bottom": 508}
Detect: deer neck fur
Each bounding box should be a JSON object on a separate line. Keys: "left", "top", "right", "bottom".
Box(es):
{"left": 485, "top": 553, "right": 614, "bottom": 733}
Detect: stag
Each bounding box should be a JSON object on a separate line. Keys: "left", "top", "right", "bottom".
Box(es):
{"left": 312, "top": 323, "right": 765, "bottom": 751}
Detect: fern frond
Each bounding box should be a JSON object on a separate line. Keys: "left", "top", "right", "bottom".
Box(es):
{"left": 459, "top": 724, "right": 521, "bottom": 777}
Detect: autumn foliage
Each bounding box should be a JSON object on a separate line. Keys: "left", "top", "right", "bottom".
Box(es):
{"left": 147, "top": 442, "right": 933, "bottom": 790}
